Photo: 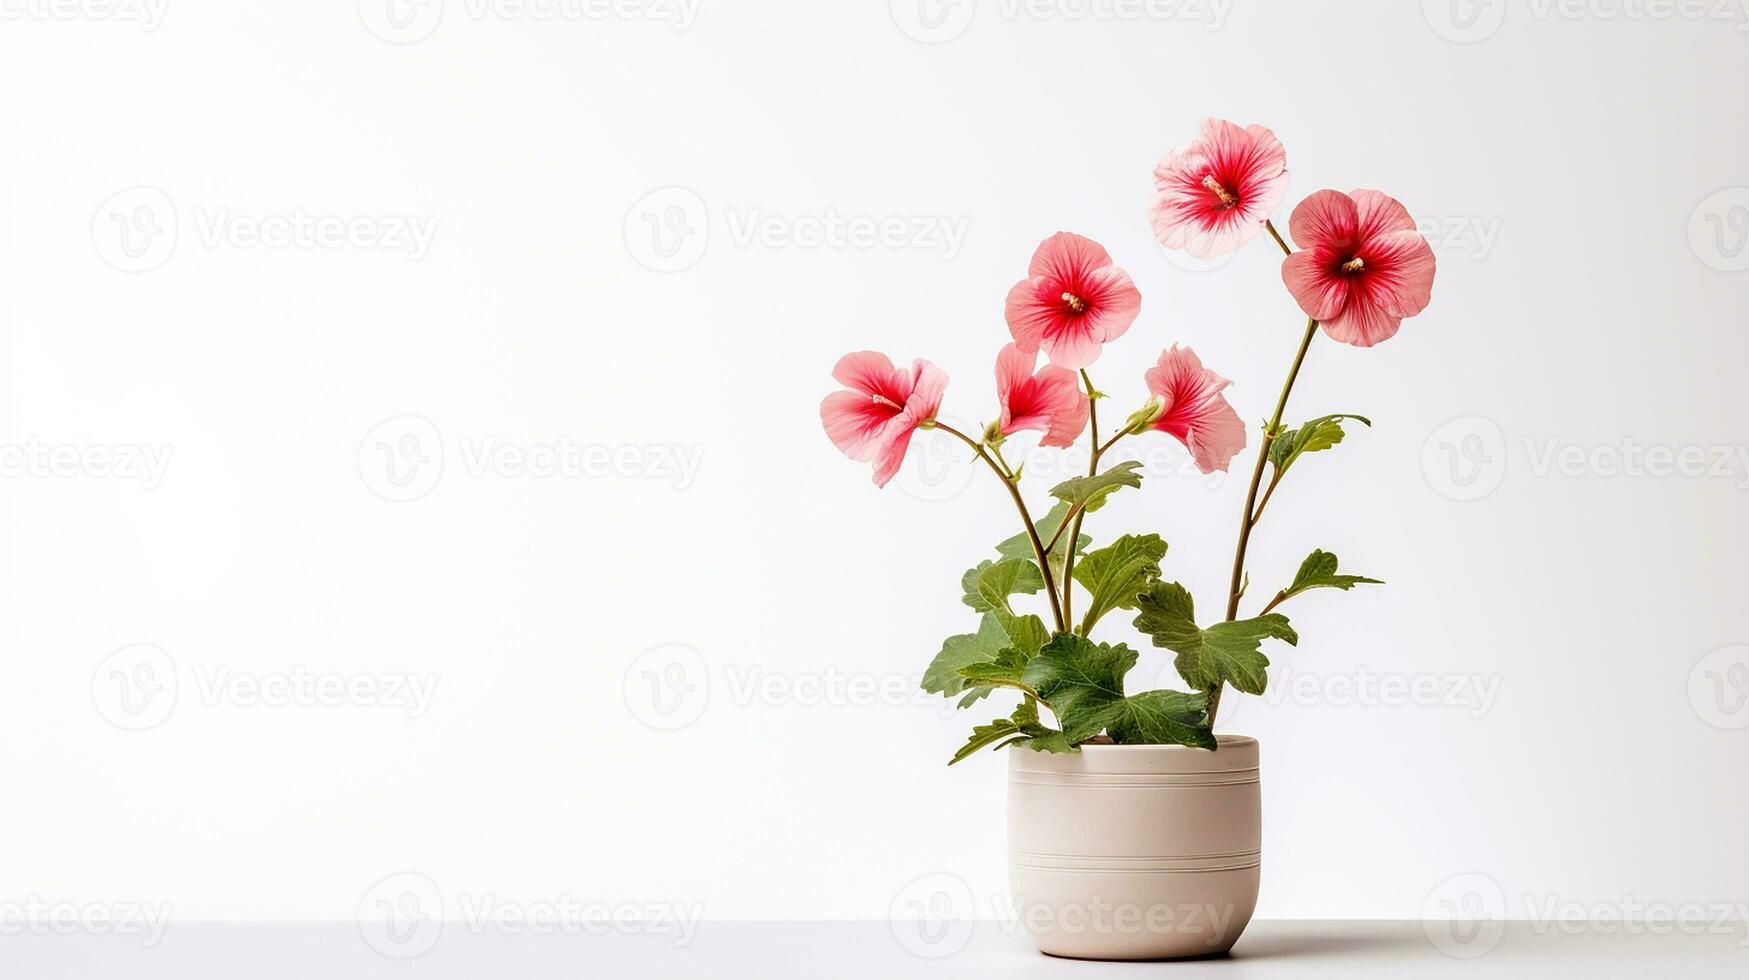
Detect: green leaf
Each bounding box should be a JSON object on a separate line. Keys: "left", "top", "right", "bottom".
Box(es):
{"left": 922, "top": 614, "right": 1010, "bottom": 698}
{"left": 949, "top": 718, "right": 1023, "bottom": 765}
{"left": 1071, "top": 533, "right": 1168, "bottom": 633}
{"left": 1003, "top": 614, "right": 1050, "bottom": 660}
{"left": 956, "top": 613, "right": 1050, "bottom": 705}
{"left": 1132, "top": 582, "right": 1298, "bottom": 696}
{"left": 960, "top": 558, "right": 1045, "bottom": 615}
{"left": 1106, "top": 690, "right": 1216, "bottom": 750}
{"left": 957, "top": 647, "right": 1032, "bottom": 692}
{"left": 1268, "top": 414, "right": 1371, "bottom": 477}
{"left": 1021, "top": 633, "right": 1137, "bottom": 742}
{"left": 1020, "top": 633, "right": 1214, "bottom": 748}
{"left": 1010, "top": 701, "right": 1076, "bottom": 754}
{"left": 997, "top": 500, "right": 1090, "bottom": 580}
{"left": 1276, "top": 549, "right": 1382, "bottom": 605}
{"left": 948, "top": 702, "right": 1075, "bottom": 765}
{"left": 1049, "top": 460, "right": 1145, "bottom": 515}
{"left": 930, "top": 611, "right": 1050, "bottom": 707}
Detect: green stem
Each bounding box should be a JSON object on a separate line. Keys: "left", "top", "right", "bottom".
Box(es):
{"left": 1265, "top": 218, "right": 1291, "bottom": 255}
{"left": 1209, "top": 219, "right": 1306, "bottom": 726}
{"left": 1209, "top": 316, "right": 1317, "bottom": 724}
{"left": 934, "top": 422, "right": 1067, "bottom": 633}
{"left": 1061, "top": 370, "right": 1099, "bottom": 631}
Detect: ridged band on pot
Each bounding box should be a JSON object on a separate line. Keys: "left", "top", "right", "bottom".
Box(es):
{"left": 1006, "top": 736, "right": 1261, "bottom": 961}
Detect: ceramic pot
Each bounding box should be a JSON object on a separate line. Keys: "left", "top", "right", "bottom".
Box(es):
{"left": 1006, "top": 736, "right": 1261, "bottom": 960}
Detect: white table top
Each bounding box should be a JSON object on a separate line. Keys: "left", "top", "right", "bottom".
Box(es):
{"left": 8, "top": 920, "right": 1745, "bottom": 977}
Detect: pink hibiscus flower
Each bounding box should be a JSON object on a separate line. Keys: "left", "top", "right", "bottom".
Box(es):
{"left": 994, "top": 343, "right": 1089, "bottom": 448}
{"left": 820, "top": 351, "right": 948, "bottom": 487}
{"left": 1004, "top": 232, "right": 1142, "bottom": 370}
{"left": 1280, "top": 189, "right": 1437, "bottom": 347}
{"left": 1142, "top": 345, "right": 1246, "bottom": 475}
{"left": 1149, "top": 118, "right": 1290, "bottom": 259}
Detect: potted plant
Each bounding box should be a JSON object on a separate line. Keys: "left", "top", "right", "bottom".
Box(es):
{"left": 822, "top": 118, "right": 1436, "bottom": 960}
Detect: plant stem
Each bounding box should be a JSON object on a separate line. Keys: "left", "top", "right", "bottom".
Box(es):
{"left": 934, "top": 422, "right": 1067, "bottom": 632}
{"left": 1209, "top": 316, "right": 1317, "bottom": 724}
{"left": 1061, "top": 370, "right": 1100, "bottom": 631}
{"left": 1265, "top": 218, "right": 1291, "bottom": 255}
{"left": 1209, "top": 219, "right": 1306, "bottom": 726}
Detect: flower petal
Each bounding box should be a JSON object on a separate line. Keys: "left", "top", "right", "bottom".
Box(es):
{"left": 830, "top": 350, "right": 908, "bottom": 402}
{"left": 1003, "top": 279, "right": 1052, "bottom": 353}
{"left": 905, "top": 359, "right": 949, "bottom": 422}
{"left": 1036, "top": 366, "right": 1090, "bottom": 448}
{"left": 869, "top": 423, "right": 919, "bottom": 488}
{"left": 1319, "top": 300, "right": 1403, "bottom": 348}
{"left": 1349, "top": 188, "right": 1417, "bottom": 241}
{"left": 1288, "top": 189, "right": 1360, "bottom": 252}
{"left": 1079, "top": 264, "right": 1142, "bottom": 343}
{"left": 1040, "top": 324, "right": 1104, "bottom": 371}
{"left": 1028, "top": 231, "right": 1113, "bottom": 282}
{"left": 1281, "top": 249, "right": 1350, "bottom": 322}
{"left": 821, "top": 390, "right": 899, "bottom": 461}
{"left": 1358, "top": 229, "right": 1436, "bottom": 319}
{"left": 1181, "top": 394, "right": 1247, "bottom": 474}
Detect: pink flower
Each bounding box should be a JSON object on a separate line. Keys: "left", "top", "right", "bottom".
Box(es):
{"left": 994, "top": 343, "right": 1089, "bottom": 448}
{"left": 820, "top": 351, "right": 948, "bottom": 488}
{"left": 1280, "top": 189, "right": 1437, "bottom": 347}
{"left": 1004, "top": 232, "right": 1142, "bottom": 370}
{"left": 1149, "top": 118, "right": 1289, "bottom": 259}
{"left": 1142, "top": 345, "right": 1246, "bottom": 474}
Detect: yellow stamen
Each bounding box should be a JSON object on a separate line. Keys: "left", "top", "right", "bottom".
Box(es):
{"left": 1061, "top": 292, "right": 1087, "bottom": 313}
{"left": 1340, "top": 256, "right": 1366, "bottom": 273}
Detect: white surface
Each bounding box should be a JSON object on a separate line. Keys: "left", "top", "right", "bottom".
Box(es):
{"left": 4, "top": 921, "right": 1746, "bottom": 978}
{"left": 1, "top": 0, "right": 1746, "bottom": 926}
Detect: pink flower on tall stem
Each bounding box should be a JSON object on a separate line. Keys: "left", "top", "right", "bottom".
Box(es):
{"left": 994, "top": 343, "right": 1089, "bottom": 448}
{"left": 1280, "top": 189, "right": 1436, "bottom": 347}
{"left": 1149, "top": 119, "right": 1289, "bottom": 259}
{"left": 1004, "top": 232, "right": 1141, "bottom": 370}
{"left": 820, "top": 351, "right": 948, "bottom": 487}
{"left": 1142, "top": 345, "right": 1246, "bottom": 475}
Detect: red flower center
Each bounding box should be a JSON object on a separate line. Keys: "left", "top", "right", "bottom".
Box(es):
{"left": 1200, "top": 174, "right": 1239, "bottom": 210}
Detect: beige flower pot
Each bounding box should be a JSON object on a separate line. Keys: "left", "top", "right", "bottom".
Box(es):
{"left": 1006, "top": 736, "right": 1261, "bottom": 960}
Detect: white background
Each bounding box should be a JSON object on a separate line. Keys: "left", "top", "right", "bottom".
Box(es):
{"left": 1, "top": 0, "right": 1745, "bottom": 925}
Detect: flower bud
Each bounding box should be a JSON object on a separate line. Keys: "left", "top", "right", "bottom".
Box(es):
{"left": 1124, "top": 396, "right": 1166, "bottom": 434}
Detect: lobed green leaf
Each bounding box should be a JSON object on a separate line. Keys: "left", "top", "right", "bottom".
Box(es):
{"left": 1132, "top": 582, "right": 1298, "bottom": 696}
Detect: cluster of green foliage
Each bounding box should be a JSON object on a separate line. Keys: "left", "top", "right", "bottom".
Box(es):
{"left": 922, "top": 416, "right": 1379, "bottom": 764}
